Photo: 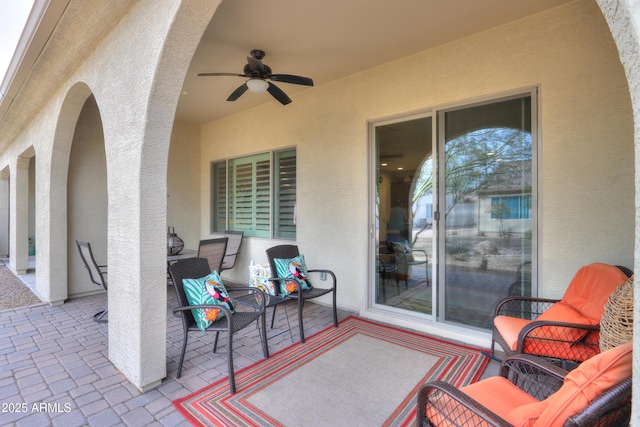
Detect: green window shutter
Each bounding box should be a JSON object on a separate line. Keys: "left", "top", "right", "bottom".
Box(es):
{"left": 211, "top": 161, "right": 227, "bottom": 232}
{"left": 229, "top": 153, "right": 270, "bottom": 238}
{"left": 274, "top": 149, "right": 296, "bottom": 239}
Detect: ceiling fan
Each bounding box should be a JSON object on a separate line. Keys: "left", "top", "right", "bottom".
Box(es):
{"left": 198, "top": 49, "right": 314, "bottom": 105}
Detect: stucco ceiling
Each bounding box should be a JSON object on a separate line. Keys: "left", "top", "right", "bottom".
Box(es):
{"left": 176, "top": 0, "right": 574, "bottom": 124}
{"left": 0, "top": 0, "right": 576, "bottom": 153}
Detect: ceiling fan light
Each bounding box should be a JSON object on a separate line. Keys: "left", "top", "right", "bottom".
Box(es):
{"left": 246, "top": 78, "right": 269, "bottom": 93}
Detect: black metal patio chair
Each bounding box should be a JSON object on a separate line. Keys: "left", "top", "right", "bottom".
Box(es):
{"left": 266, "top": 245, "right": 337, "bottom": 343}
{"left": 169, "top": 257, "right": 269, "bottom": 394}
{"left": 76, "top": 240, "right": 108, "bottom": 323}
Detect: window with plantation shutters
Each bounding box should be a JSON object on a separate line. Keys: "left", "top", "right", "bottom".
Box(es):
{"left": 211, "top": 149, "right": 296, "bottom": 239}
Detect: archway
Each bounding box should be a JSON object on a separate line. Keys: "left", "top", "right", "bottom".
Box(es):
{"left": 67, "top": 95, "right": 108, "bottom": 298}
{"left": 47, "top": 82, "right": 95, "bottom": 304}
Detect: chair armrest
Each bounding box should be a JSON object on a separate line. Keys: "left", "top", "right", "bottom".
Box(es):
{"left": 227, "top": 287, "right": 267, "bottom": 312}
{"left": 495, "top": 296, "right": 559, "bottom": 319}
{"left": 173, "top": 304, "right": 235, "bottom": 327}
{"left": 410, "top": 249, "right": 428, "bottom": 258}
{"left": 516, "top": 320, "right": 600, "bottom": 360}
{"left": 500, "top": 354, "right": 567, "bottom": 400}
{"left": 564, "top": 378, "right": 632, "bottom": 427}
{"left": 307, "top": 269, "right": 337, "bottom": 289}
{"left": 268, "top": 270, "right": 337, "bottom": 291}
{"left": 417, "top": 381, "right": 512, "bottom": 427}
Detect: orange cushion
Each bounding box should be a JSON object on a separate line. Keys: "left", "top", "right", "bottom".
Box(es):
{"left": 461, "top": 376, "right": 538, "bottom": 421}
{"left": 534, "top": 301, "right": 596, "bottom": 341}
{"left": 494, "top": 315, "right": 532, "bottom": 351}
{"left": 533, "top": 342, "right": 633, "bottom": 427}
{"left": 561, "top": 263, "right": 628, "bottom": 321}
{"left": 507, "top": 400, "right": 548, "bottom": 427}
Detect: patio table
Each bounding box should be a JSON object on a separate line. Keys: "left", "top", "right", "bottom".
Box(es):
{"left": 167, "top": 249, "right": 197, "bottom": 263}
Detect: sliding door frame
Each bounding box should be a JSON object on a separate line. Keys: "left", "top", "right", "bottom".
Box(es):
{"left": 368, "top": 86, "right": 539, "bottom": 331}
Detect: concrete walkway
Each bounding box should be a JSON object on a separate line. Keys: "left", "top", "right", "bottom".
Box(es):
{"left": 0, "top": 269, "right": 499, "bottom": 426}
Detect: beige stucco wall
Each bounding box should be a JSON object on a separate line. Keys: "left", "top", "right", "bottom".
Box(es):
{"left": 200, "top": 1, "right": 634, "bottom": 340}
{"left": 168, "top": 121, "right": 201, "bottom": 250}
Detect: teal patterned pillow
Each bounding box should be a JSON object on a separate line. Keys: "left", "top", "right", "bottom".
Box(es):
{"left": 273, "top": 254, "right": 313, "bottom": 296}
{"left": 182, "top": 271, "right": 234, "bottom": 331}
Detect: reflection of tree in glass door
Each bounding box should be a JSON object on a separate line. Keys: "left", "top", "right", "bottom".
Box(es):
{"left": 441, "top": 95, "right": 534, "bottom": 330}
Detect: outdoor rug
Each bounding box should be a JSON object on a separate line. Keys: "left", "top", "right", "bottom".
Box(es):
{"left": 173, "top": 316, "right": 488, "bottom": 427}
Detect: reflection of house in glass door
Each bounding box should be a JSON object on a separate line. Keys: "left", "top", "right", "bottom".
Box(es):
{"left": 373, "top": 90, "right": 537, "bottom": 331}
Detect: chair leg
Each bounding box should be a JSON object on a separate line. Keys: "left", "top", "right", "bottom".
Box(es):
{"left": 481, "top": 333, "right": 503, "bottom": 362}
{"left": 227, "top": 331, "right": 236, "bottom": 394}
{"left": 298, "top": 297, "right": 306, "bottom": 343}
{"left": 270, "top": 305, "right": 277, "bottom": 329}
{"left": 213, "top": 331, "right": 220, "bottom": 353}
{"left": 93, "top": 309, "right": 108, "bottom": 323}
{"left": 332, "top": 290, "right": 338, "bottom": 328}
{"left": 259, "top": 313, "right": 269, "bottom": 359}
{"left": 177, "top": 331, "right": 189, "bottom": 379}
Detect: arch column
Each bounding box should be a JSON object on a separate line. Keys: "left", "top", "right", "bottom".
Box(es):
{"left": 102, "top": 0, "right": 221, "bottom": 392}
{"left": 9, "top": 156, "right": 30, "bottom": 275}
{"left": 0, "top": 170, "right": 9, "bottom": 257}
{"left": 595, "top": 1, "right": 640, "bottom": 424}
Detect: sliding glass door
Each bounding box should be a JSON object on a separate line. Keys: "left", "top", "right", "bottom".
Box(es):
{"left": 372, "top": 90, "right": 536, "bottom": 331}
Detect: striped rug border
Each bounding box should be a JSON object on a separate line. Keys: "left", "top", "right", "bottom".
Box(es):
{"left": 173, "top": 316, "right": 489, "bottom": 426}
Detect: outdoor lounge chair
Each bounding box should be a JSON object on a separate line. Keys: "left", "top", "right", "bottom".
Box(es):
{"left": 220, "top": 230, "right": 243, "bottom": 272}
{"left": 417, "top": 342, "right": 632, "bottom": 426}
{"left": 169, "top": 257, "right": 269, "bottom": 394}
{"left": 489, "top": 263, "right": 631, "bottom": 366}
{"left": 76, "top": 240, "right": 108, "bottom": 323}
{"left": 197, "top": 237, "right": 228, "bottom": 273}
{"left": 266, "top": 245, "right": 338, "bottom": 343}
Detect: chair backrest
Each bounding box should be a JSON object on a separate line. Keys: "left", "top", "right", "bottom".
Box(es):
{"left": 76, "top": 240, "right": 107, "bottom": 290}
{"left": 197, "top": 237, "right": 228, "bottom": 273}
{"left": 169, "top": 257, "right": 212, "bottom": 328}
{"left": 561, "top": 263, "right": 630, "bottom": 321}
{"left": 266, "top": 244, "right": 300, "bottom": 296}
{"left": 221, "top": 230, "right": 244, "bottom": 271}
{"left": 530, "top": 342, "right": 632, "bottom": 426}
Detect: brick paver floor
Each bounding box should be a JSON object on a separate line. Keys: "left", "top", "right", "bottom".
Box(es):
{"left": 0, "top": 284, "right": 499, "bottom": 426}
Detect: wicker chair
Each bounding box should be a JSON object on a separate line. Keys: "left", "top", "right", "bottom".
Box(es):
{"left": 417, "top": 343, "right": 632, "bottom": 427}
{"left": 489, "top": 263, "right": 632, "bottom": 367}
{"left": 169, "top": 257, "right": 269, "bottom": 394}
{"left": 76, "top": 240, "right": 108, "bottom": 323}
{"left": 266, "top": 245, "right": 337, "bottom": 343}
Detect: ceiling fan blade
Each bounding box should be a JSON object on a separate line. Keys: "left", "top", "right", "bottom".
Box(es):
{"left": 227, "top": 83, "right": 248, "bottom": 101}
{"left": 247, "top": 56, "right": 265, "bottom": 73}
{"left": 270, "top": 74, "right": 314, "bottom": 86}
{"left": 198, "top": 72, "right": 246, "bottom": 77}
{"left": 267, "top": 82, "right": 292, "bottom": 105}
